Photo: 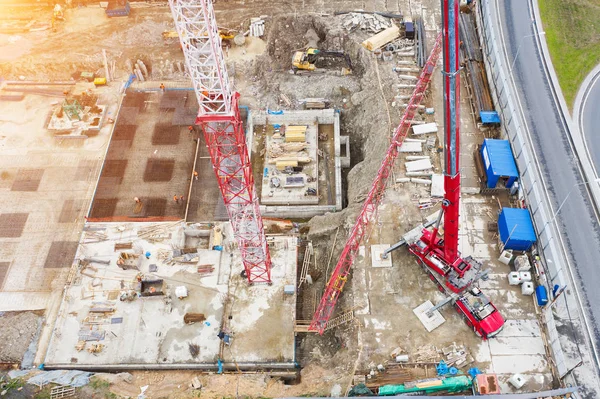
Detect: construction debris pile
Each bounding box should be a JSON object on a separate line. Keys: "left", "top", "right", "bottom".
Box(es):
{"left": 341, "top": 12, "right": 394, "bottom": 33}
{"left": 249, "top": 17, "right": 266, "bottom": 37}
{"left": 47, "top": 92, "right": 107, "bottom": 137}
{"left": 354, "top": 343, "right": 479, "bottom": 396}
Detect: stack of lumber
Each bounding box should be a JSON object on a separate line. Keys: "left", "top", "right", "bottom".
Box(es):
{"left": 362, "top": 25, "right": 400, "bottom": 51}
{"left": 305, "top": 100, "right": 327, "bottom": 109}
{"left": 415, "top": 344, "right": 439, "bottom": 363}
{"left": 365, "top": 365, "right": 414, "bottom": 389}
{"left": 275, "top": 160, "right": 298, "bottom": 170}
{"left": 285, "top": 125, "right": 307, "bottom": 142}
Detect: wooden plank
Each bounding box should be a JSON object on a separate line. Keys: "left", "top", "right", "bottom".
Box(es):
{"left": 362, "top": 26, "right": 401, "bottom": 51}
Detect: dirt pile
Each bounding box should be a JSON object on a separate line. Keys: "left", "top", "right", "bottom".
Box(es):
{"left": 0, "top": 311, "right": 41, "bottom": 364}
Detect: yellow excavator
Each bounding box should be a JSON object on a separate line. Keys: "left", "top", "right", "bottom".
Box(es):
{"left": 292, "top": 48, "right": 353, "bottom": 74}
{"left": 162, "top": 28, "right": 241, "bottom": 45}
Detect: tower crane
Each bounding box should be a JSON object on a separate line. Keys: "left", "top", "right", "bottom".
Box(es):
{"left": 310, "top": 0, "right": 504, "bottom": 338}
{"left": 168, "top": 0, "right": 272, "bottom": 283}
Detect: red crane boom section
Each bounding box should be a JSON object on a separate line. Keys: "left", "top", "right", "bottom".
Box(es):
{"left": 441, "top": 0, "right": 461, "bottom": 262}
{"left": 309, "top": 34, "right": 443, "bottom": 334}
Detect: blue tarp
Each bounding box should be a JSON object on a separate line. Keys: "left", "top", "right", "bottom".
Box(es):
{"left": 481, "top": 139, "right": 518, "bottom": 189}
{"left": 479, "top": 111, "right": 501, "bottom": 124}
{"left": 498, "top": 207, "right": 536, "bottom": 251}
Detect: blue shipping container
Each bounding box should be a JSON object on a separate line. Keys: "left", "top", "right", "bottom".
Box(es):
{"left": 535, "top": 286, "right": 548, "bottom": 306}
{"left": 480, "top": 139, "right": 518, "bottom": 189}
{"left": 498, "top": 207, "right": 536, "bottom": 251}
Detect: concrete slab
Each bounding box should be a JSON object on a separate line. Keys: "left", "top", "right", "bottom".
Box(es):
{"left": 399, "top": 141, "right": 422, "bottom": 152}
{"left": 488, "top": 336, "right": 546, "bottom": 356}
{"left": 412, "top": 122, "right": 438, "bottom": 135}
{"left": 44, "top": 222, "right": 298, "bottom": 369}
{"left": 497, "top": 319, "right": 542, "bottom": 337}
{"left": 0, "top": 92, "right": 114, "bottom": 309}
{"left": 370, "top": 245, "right": 392, "bottom": 268}
{"left": 405, "top": 158, "right": 433, "bottom": 172}
{"left": 413, "top": 300, "right": 446, "bottom": 332}
{"left": 491, "top": 354, "right": 548, "bottom": 374}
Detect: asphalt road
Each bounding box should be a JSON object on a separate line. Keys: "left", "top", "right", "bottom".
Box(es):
{"left": 497, "top": 0, "right": 600, "bottom": 368}
{"left": 581, "top": 73, "right": 600, "bottom": 173}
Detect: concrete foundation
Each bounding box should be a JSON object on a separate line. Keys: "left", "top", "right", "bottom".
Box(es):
{"left": 44, "top": 221, "right": 298, "bottom": 370}
{"left": 251, "top": 109, "right": 346, "bottom": 218}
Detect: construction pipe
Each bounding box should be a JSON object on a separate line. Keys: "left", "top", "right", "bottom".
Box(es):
{"left": 396, "top": 60, "right": 414, "bottom": 65}
{"left": 396, "top": 74, "right": 418, "bottom": 81}
{"left": 401, "top": 104, "right": 426, "bottom": 109}
{"left": 406, "top": 171, "right": 433, "bottom": 177}
{"left": 395, "top": 84, "right": 416, "bottom": 88}
{"left": 396, "top": 177, "right": 411, "bottom": 183}
{"left": 396, "top": 51, "right": 415, "bottom": 57}
{"left": 43, "top": 362, "right": 298, "bottom": 372}
{"left": 393, "top": 67, "right": 421, "bottom": 73}
{"left": 411, "top": 178, "right": 432, "bottom": 185}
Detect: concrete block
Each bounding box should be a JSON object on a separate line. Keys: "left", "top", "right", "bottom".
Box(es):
{"left": 399, "top": 141, "right": 422, "bottom": 152}
{"left": 519, "top": 271, "right": 532, "bottom": 282}
{"left": 413, "top": 300, "right": 446, "bottom": 332}
{"left": 521, "top": 282, "right": 534, "bottom": 295}
{"left": 412, "top": 122, "right": 438, "bottom": 135}
{"left": 284, "top": 285, "right": 295, "bottom": 295}
{"left": 508, "top": 271, "right": 522, "bottom": 286}
{"left": 498, "top": 249, "right": 513, "bottom": 265}
{"left": 405, "top": 158, "right": 433, "bottom": 172}
{"left": 371, "top": 245, "right": 392, "bottom": 268}
{"left": 508, "top": 373, "right": 527, "bottom": 389}
{"left": 514, "top": 255, "right": 531, "bottom": 271}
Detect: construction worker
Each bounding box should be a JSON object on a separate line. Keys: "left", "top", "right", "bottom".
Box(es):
{"left": 188, "top": 125, "right": 194, "bottom": 134}
{"left": 160, "top": 83, "right": 166, "bottom": 92}
{"left": 193, "top": 171, "right": 199, "bottom": 181}
{"left": 179, "top": 195, "right": 184, "bottom": 203}
{"left": 173, "top": 194, "right": 179, "bottom": 203}
{"left": 134, "top": 197, "right": 141, "bottom": 203}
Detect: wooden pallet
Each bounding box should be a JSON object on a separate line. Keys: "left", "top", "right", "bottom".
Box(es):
{"left": 50, "top": 385, "right": 75, "bottom": 399}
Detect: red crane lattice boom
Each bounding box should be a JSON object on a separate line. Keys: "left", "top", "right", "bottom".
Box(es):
{"left": 309, "top": 34, "right": 443, "bottom": 334}
{"left": 169, "top": 0, "right": 271, "bottom": 283}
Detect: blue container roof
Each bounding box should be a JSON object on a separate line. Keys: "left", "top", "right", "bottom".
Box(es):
{"left": 480, "top": 111, "right": 501, "bottom": 124}
{"left": 498, "top": 207, "right": 536, "bottom": 245}
{"left": 483, "top": 139, "right": 518, "bottom": 178}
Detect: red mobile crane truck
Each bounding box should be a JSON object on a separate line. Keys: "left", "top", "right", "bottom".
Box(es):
{"left": 407, "top": 0, "right": 504, "bottom": 338}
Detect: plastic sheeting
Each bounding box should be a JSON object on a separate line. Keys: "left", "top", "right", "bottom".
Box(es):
{"left": 27, "top": 370, "right": 93, "bottom": 387}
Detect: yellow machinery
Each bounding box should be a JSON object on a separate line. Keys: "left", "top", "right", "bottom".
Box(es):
{"left": 162, "top": 28, "right": 238, "bottom": 43}
{"left": 291, "top": 48, "right": 353, "bottom": 74}
{"left": 51, "top": 4, "right": 65, "bottom": 30}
